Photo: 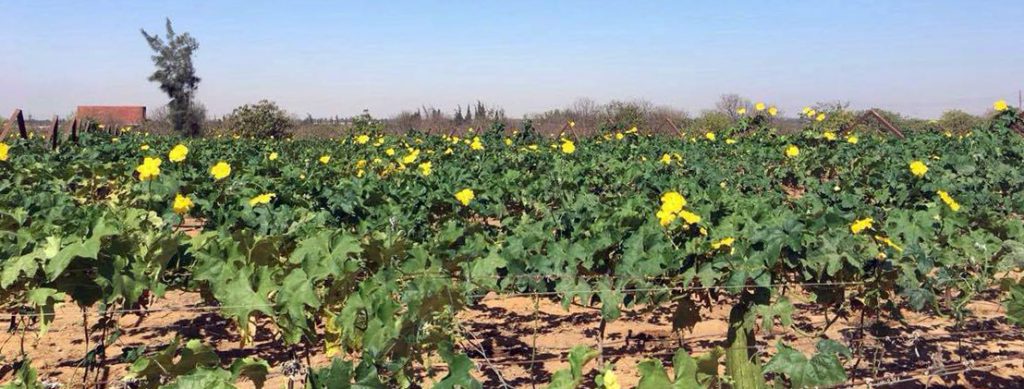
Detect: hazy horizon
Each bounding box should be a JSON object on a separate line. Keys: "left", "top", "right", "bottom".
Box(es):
{"left": 3, "top": 1, "right": 1022, "bottom": 120}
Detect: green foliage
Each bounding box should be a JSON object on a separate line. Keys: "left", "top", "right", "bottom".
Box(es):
{"left": 546, "top": 346, "right": 599, "bottom": 389}
{"left": 0, "top": 359, "right": 42, "bottom": 389}
{"left": 226, "top": 100, "right": 294, "bottom": 138}
{"left": 764, "top": 339, "right": 850, "bottom": 388}
{"left": 692, "top": 110, "right": 733, "bottom": 134}
{"left": 126, "top": 337, "right": 269, "bottom": 389}
{"left": 2, "top": 113, "right": 1024, "bottom": 387}
{"left": 938, "top": 109, "right": 982, "bottom": 135}
{"left": 636, "top": 348, "right": 724, "bottom": 388}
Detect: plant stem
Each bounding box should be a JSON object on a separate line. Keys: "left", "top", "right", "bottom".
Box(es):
{"left": 725, "top": 293, "right": 765, "bottom": 389}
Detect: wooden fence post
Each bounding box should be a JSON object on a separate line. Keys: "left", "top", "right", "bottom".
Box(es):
{"left": 50, "top": 116, "right": 60, "bottom": 150}
{"left": 841, "top": 109, "right": 905, "bottom": 139}
{"left": 15, "top": 110, "right": 26, "bottom": 139}
{"left": 663, "top": 115, "right": 685, "bottom": 138}
{"left": 69, "top": 117, "right": 79, "bottom": 144}
{"left": 1, "top": 109, "right": 27, "bottom": 139}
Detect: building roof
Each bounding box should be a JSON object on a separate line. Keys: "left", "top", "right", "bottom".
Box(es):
{"left": 76, "top": 106, "right": 146, "bottom": 126}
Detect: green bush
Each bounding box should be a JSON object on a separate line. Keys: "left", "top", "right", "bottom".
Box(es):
{"left": 226, "top": 100, "right": 293, "bottom": 138}
{"left": 692, "top": 110, "right": 733, "bottom": 134}
{"left": 938, "top": 109, "right": 982, "bottom": 134}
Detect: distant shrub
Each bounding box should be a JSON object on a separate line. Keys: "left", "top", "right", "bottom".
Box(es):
{"left": 226, "top": 100, "right": 293, "bottom": 138}
{"left": 938, "top": 109, "right": 982, "bottom": 134}
{"left": 692, "top": 110, "right": 733, "bottom": 134}
{"left": 603, "top": 100, "right": 652, "bottom": 131}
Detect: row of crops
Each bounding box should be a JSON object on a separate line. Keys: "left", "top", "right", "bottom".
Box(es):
{"left": 2, "top": 106, "right": 1024, "bottom": 388}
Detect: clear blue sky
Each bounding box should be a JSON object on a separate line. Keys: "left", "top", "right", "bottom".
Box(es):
{"left": 3, "top": 1, "right": 1022, "bottom": 120}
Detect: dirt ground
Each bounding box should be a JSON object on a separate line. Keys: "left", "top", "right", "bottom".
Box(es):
{"left": 1, "top": 289, "right": 1023, "bottom": 388}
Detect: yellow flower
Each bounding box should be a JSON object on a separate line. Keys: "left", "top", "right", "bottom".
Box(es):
{"left": 248, "top": 193, "right": 276, "bottom": 206}
{"left": 678, "top": 210, "right": 702, "bottom": 224}
{"left": 725, "top": 138, "right": 737, "bottom": 144}
{"left": 615, "top": 132, "right": 624, "bottom": 140}
{"left": 318, "top": 155, "right": 330, "bottom": 164}
{"left": 210, "top": 161, "right": 231, "bottom": 181}
{"left": 874, "top": 235, "right": 903, "bottom": 252}
{"left": 705, "top": 132, "right": 716, "bottom": 141}
{"left": 768, "top": 106, "right": 778, "bottom": 116}
{"left": 846, "top": 135, "right": 859, "bottom": 144}
{"left": 660, "top": 153, "right": 673, "bottom": 165}
{"left": 807, "top": 109, "right": 817, "bottom": 118}
{"left": 850, "top": 217, "right": 873, "bottom": 234}
{"left": 470, "top": 137, "right": 484, "bottom": 150}
{"left": 815, "top": 113, "right": 826, "bottom": 122}
{"left": 656, "top": 209, "right": 676, "bottom": 226}
{"left": 136, "top": 157, "right": 162, "bottom": 181}
{"left": 561, "top": 139, "right": 576, "bottom": 154}
{"left": 755, "top": 102, "right": 766, "bottom": 111}
{"left": 937, "top": 190, "right": 961, "bottom": 212}
{"left": 355, "top": 134, "right": 370, "bottom": 144}
{"left": 802, "top": 106, "right": 812, "bottom": 115}
{"left": 994, "top": 100, "right": 1009, "bottom": 111}
{"left": 445, "top": 147, "right": 454, "bottom": 155}
{"left": 418, "top": 161, "right": 432, "bottom": 176}
{"left": 568, "top": 120, "right": 576, "bottom": 128}
{"left": 268, "top": 152, "right": 279, "bottom": 161}
{"left": 402, "top": 149, "right": 420, "bottom": 164}
{"left": 711, "top": 237, "right": 735, "bottom": 250}
{"left": 455, "top": 188, "right": 475, "bottom": 206}
{"left": 385, "top": 148, "right": 395, "bottom": 156}
{"left": 169, "top": 144, "right": 188, "bottom": 162}
{"left": 660, "top": 192, "right": 687, "bottom": 213}
{"left": 736, "top": 107, "right": 747, "bottom": 115}
{"left": 785, "top": 145, "right": 799, "bottom": 158}
{"left": 0, "top": 142, "right": 9, "bottom": 161}
{"left": 909, "top": 160, "right": 928, "bottom": 177}
{"left": 626, "top": 126, "right": 638, "bottom": 134}
{"left": 823, "top": 131, "right": 837, "bottom": 141}
{"left": 504, "top": 138, "right": 512, "bottom": 146}
{"left": 140, "top": 144, "right": 150, "bottom": 151}
{"left": 172, "top": 194, "right": 194, "bottom": 215}
{"left": 603, "top": 370, "right": 621, "bottom": 389}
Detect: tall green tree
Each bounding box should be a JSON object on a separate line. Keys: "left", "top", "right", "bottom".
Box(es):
{"left": 141, "top": 18, "right": 202, "bottom": 136}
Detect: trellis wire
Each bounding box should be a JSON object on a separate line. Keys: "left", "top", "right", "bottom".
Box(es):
{"left": 0, "top": 280, "right": 868, "bottom": 319}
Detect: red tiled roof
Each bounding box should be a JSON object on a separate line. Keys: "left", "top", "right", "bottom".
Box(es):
{"left": 76, "top": 106, "right": 146, "bottom": 126}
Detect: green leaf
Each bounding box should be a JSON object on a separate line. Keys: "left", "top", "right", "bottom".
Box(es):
{"left": 464, "top": 249, "right": 506, "bottom": 290}
{"left": 1, "top": 253, "right": 40, "bottom": 289}
{"left": 275, "top": 269, "right": 320, "bottom": 343}
{"left": 754, "top": 296, "right": 794, "bottom": 330}
{"left": 764, "top": 340, "right": 849, "bottom": 388}
{"left": 0, "top": 359, "right": 42, "bottom": 389}
{"left": 432, "top": 342, "right": 482, "bottom": 389}
{"left": 229, "top": 357, "right": 270, "bottom": 389}
{"left": 25, "top": 288, "right": 66, "bottom": 336}
{"left": 161, "top": 368, "right": 236, "bottom": 389}
{"left": 636, "top": 360, "right": 673, "bottom": 389}
{"left": 546, "top": 346, "right": 598, "bottom": 389}
{"left": 127, "top": 337, "right": 221, "bottom": 389}
{"left": 306, "top": 358, "right": 354, "bottom": 389}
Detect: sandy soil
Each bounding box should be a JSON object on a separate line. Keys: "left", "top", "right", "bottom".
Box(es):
{"left": 1, "top": 287, "right": 1023, "bottom": 389}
